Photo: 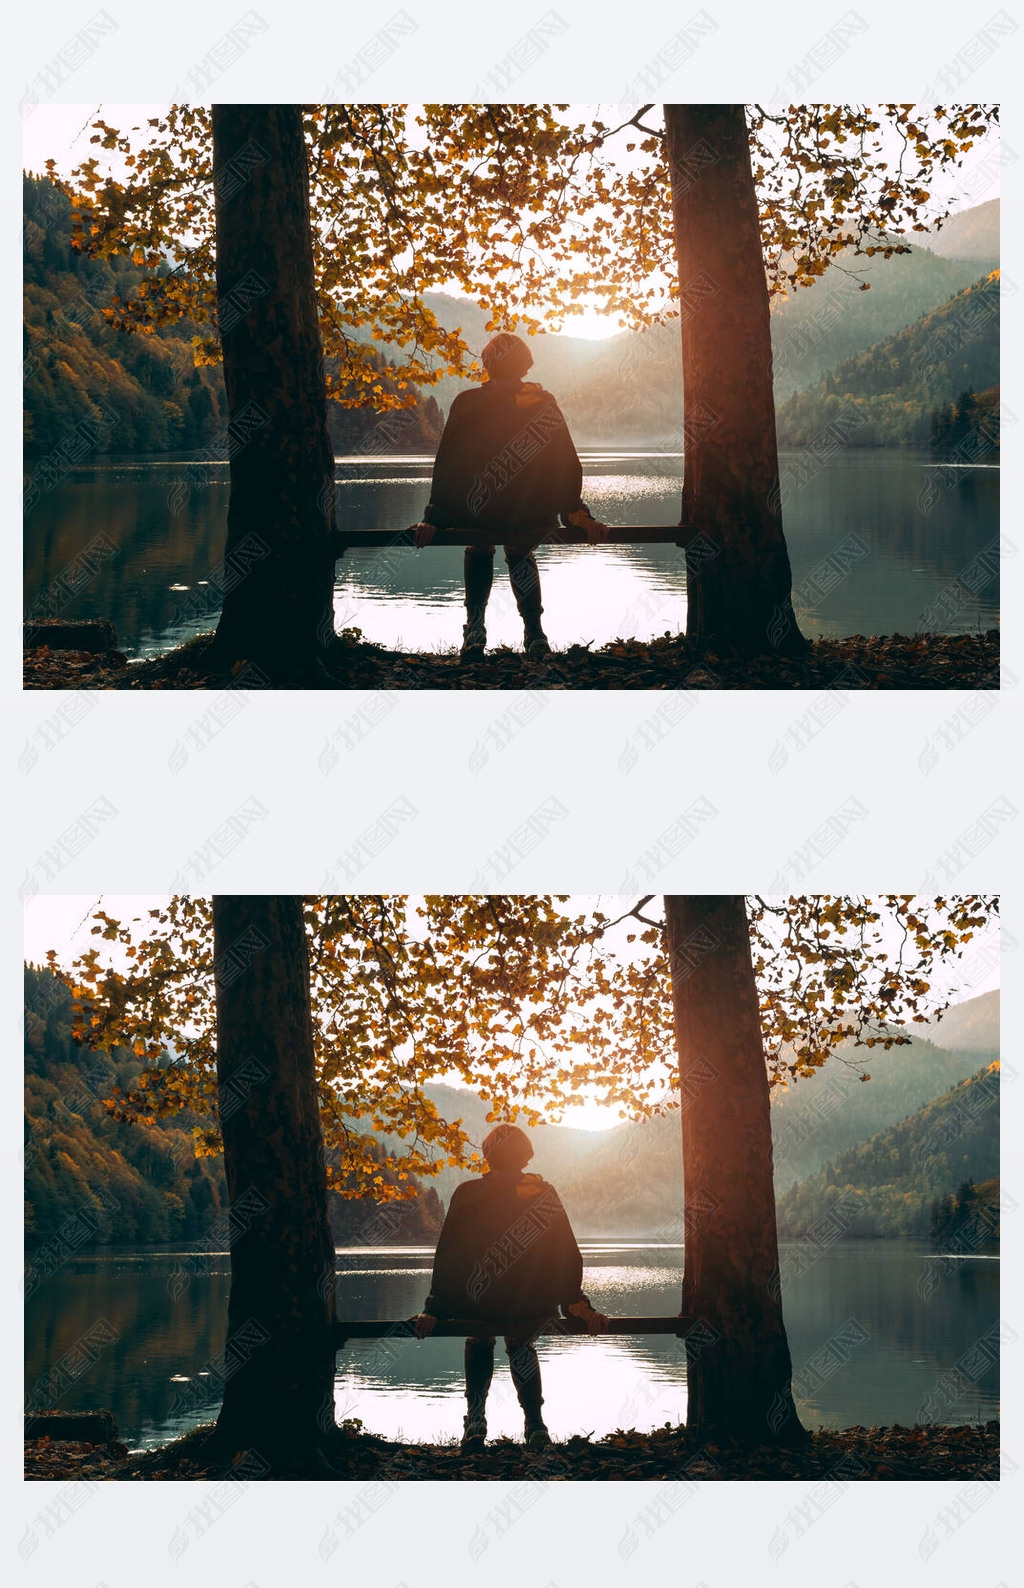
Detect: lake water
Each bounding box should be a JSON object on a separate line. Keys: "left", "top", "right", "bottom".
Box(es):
{"left": 24, "top": 1240, "right": 998, "bottom": 1451}
{"left": 23, "top": 450, "right": 998, "bottom": 659}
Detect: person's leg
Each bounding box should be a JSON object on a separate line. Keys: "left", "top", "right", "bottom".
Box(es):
{"left": 462, "top": 546, "right": 494, "bottom": 659}
{"left": 504, "top": 1328, "right": 550, "bottom": 1446}
{"left": 463, "top": 1333, "right": 495, "bottom": 1449}
{"left": 504, "top": 541, "right": 550, "bottom": 657}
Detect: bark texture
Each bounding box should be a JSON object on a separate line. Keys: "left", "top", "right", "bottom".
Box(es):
{"left": 212, "top": 896, "right": 338, "bottom": 1462}
{"left": 211, "top": 106, "right": 336, "bottom": 678}
{"left": 664, "top": 894, "right": 806, "bottom": 1445}
{"left": 664, "top": 104, "right": 807, "bottom": 655}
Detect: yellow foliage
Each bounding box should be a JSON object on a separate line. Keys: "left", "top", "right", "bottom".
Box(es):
{"left": 47, "top": 893, "right": 997, "bottom": 1200}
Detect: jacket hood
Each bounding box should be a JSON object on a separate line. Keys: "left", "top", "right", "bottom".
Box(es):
{"left": 484, "top": 1168, "right": 550, "bottom": 1199}
{"left": 481, "top": 377, "right": 548, "bottom": 409}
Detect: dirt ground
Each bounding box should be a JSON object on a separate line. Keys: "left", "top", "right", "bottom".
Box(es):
{"left": 23, "top": 628, "right": 1000, "bottom": 692}
{"left": 25, "top": 1419, "right": 1000, "bottom": 1482}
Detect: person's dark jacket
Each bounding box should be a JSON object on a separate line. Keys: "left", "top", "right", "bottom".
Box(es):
{"left": 423, "top": 378, "right": 587, "bottom": 534}
{"left": 423, "top": 1169, "right": 588, "bottom": 1323}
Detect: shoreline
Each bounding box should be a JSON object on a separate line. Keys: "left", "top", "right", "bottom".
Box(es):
{"left": 24, "top": 629, "right": 1000, "bottom": 691}
{"left": 25, "top": 1419, "right": 1000, "bottom": 1482}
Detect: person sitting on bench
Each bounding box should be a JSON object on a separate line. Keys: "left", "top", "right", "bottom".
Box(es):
{"left": 413, "top": 1123, "right": 608, "bottom": 1452}
{"left": 412, "top": 332, "right": 608, "bottom": 662}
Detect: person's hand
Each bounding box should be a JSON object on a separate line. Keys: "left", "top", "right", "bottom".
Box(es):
{"left": 412, "top": 1313, "right": 437, "bottom": 1338}
{"left": 412, "top": 522, "right": 437, "bottom": 548}
{"left": 567, "top": 1299, "right": 610, "bottom": 1334}
{"left": 566, "top": 508, "right": 609, "bottom": 544}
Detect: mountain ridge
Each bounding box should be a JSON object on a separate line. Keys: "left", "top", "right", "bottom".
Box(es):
{"left": 774, "top": 1062, "right": 999, "bottom": 1238}
{"left": 774, "top": 272, "right": 1000, "bottom": 448}
{"left": 920, "top": 197, "right": 999, "bottom": 263}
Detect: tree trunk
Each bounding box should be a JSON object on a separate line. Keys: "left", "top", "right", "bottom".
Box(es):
{"left": 663, "top": 105, "right": 807, "bottom": 656}
{"left": 210, "top": 106, "right": 336, "bottom": 680}
{"left": 664, "top": 895, "right": 806, "bottom": 1445}
{"left": 212, "top": 896, "right": 338, "bottom": 1465}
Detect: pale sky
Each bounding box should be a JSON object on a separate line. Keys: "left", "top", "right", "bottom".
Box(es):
{"left": 25, "top": 895, "right": 1001, "bottom": 1132}
{"left": 23, "top": 104, "right": 1002, "bottom": 342}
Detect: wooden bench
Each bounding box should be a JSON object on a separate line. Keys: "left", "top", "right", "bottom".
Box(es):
{"left": 331, "top": 525, "right": 693, "bottom": 552}
{"left": 333, "top": 1315, "right": 694, "bottom": 1346}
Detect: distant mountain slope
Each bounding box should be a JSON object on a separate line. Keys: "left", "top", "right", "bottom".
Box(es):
{"left": 919, "top": 987, "right": 1000, "bottom": 1051}
{"left": 357, "top": 291, "right": 610, "bottom": 421}
{"left": 25, "top": 959, "right": 1000, "bottom": 1248}
{"left": 771, "top": 993, "right": 999, "bottom": 1189}
{"left": 382, "top": 1081, "right": 615, "bottom": 1207}
{"left": 557, "top": 1009, "right": 998, "bottom": 1233}
{"left": 775, "top": 272, "right": 999, "bottom": 447}
{"left": 775, "top": 1063, "right": 999, "bottom": 1238}
{"left": 559, "top": 1108, "right": 686, "bottom": 1236}
{"left": 402, "top": 240, "right": 988, "bottom": 445}
{"left": 921, "top": 197, "right": 999, "bottom": 263}
{"left": 558, "top": 244, "right": 988, "bottom": 442}
{"left": 26, "top": 172, "right": 998, "bottom": 458}
{"left": 766, "top": 241, "right": 992, "bottom": 400}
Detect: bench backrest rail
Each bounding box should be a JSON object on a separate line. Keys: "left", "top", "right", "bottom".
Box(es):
{"left": 334, "top": 1315, "right": 694, "bottom": 1345}
{"left": 332, "top": 525, "right": 693, "bottom": 550}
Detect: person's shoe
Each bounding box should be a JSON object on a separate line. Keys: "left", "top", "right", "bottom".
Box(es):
{"left": 461, "top": 616, "right": 487, "bottom": 662}
{"left": 523, "top": 626, "right": 551, "bottom": 659}
{"left": 461, "top": 1418, "right": 487, "bottom": 1454}
{"left": 524, "top": 1420, "right": 551, "bottom": 1450}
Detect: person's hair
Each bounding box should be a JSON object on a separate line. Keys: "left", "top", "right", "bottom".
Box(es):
{"left": 481, "top": 332, "right": 533, "bottom": 380}
{"left": 482, "top": 1123, "right": 534, "bottom": 1172}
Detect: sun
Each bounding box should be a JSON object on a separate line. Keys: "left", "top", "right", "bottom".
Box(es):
{"left": 555, "top": 304, "right": 625, "bottom": 341}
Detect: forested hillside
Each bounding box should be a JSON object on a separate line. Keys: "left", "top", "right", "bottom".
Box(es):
{"left": 767, "top": 233, "right": 996, "bottom": 398}
{"left": 927, "top": 387, "right": 1000, "bottom": 453}
{"left": 23, "top": 176, "right": 228, "bottom": 457}
{"left": 775, "top": 273, "right": 1000, "bottom": 448}
{"left": 774, "top": 1064, "right": 999, "bottom": 1239}
{"left": 24, "top": 966, "right": 441, "bottom": 1249}
{"left": 25, "top": 962, "right": 998, "bottom": 1247}
{"left": 24, "top": 964, "right": 228, "bottom": 1246}
{"left": 770, "top": 1021, "right": 996, "bottom": 1190}
{"left": 23, "top": 175, "right": 442, "bottom": 462}
{"left": 25, "top": 172, "right": 997, "bottom": 457}
{"left": 930, "top": 1176, "right": 1000, "bottom": 1245}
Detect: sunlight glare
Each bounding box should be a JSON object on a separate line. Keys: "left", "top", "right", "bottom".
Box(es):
{"left": 554, "top": 303, "right": 626, "bottom": 340}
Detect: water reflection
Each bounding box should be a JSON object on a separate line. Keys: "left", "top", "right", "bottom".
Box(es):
{"left": 23, "top": 450, "right": 998, "bottom": 660}
{"left": 24, "top": 1240, "right": 998, "bottom": 1450}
